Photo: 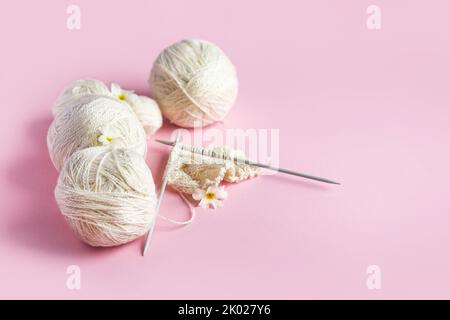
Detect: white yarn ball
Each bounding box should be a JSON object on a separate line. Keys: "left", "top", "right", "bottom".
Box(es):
{"left": 47, "top": 95, "right": 147, "bottom": 171}
{"left": 127, "top": 95, "right": 163, "bottom": 136}
{"left": 111, "top": 83, "right": 163, "bottom": 136}
{"left": 55, "top": 147, "right": 157, "bottom": 247}
{"left": 53, "top": 78, "right": 111, "bottom": 116}
{"left": 149, "top": 39, "right": 238, "bottom": 128}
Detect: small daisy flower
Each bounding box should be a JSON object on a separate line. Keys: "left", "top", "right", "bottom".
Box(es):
{"left": 192, "top": 185, "right": 228, "bottom": 209}
{"left": 110, "top": 83, "right": 136, "bottom": 102}
{"left": 97, "top": 127, "right": 115, "bottom": 146}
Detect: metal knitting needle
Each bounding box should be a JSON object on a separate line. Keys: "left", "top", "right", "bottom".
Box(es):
{"left": 155, "top": 139, "right": 340, "bottom": 185}
{"left": 142, "top": 131, "right": 181, "bottom": 256}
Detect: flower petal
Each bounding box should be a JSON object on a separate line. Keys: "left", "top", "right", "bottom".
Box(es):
{"left": 215, "top": 187, "right": 228, "bottom": 200}
{"left": 192, "top": 189, "right": 205, "bottom": 201}
{"left": 198, "top": 198, "right": 208, "bottom": 208}
{"left": 110, "top": 83, "right": 121, "bottom": 95}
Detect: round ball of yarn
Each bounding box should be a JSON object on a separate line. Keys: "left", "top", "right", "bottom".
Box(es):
{"left": 52, "top": 78, "right": 111, "bottom": 116}
{"left": 47, "top": 95, "right": 147, "bottom": 171}
{"left": 55, "top": 147, "right": 157, "bottom": 247}
{"left": 149, "top": 39, "right": 238, "bottom": 128}
{"left": 124, "top": 94, "right": 163, "bottom": 136}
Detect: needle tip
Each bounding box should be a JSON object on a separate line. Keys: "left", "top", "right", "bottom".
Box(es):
{"left": 154, "top": 139, "right": 174, "bottom": 147}
{"left": 142, "top": 245, "right": 148, "bottom": 256}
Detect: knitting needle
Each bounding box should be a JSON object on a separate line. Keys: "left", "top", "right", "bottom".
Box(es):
{"left": 142, "top": 131, "right": 181, "bottom": 256}
{"left": 155, "top": 139, "right": 340, "bottom": 185}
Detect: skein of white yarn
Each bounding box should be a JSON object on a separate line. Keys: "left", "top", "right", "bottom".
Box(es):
{"left": 53, "top": 79, "right": 163, "bottom": 137}
{"left": 52, "top": 78, "right": 112, "bottom": 116}
{"left": 55, "top": 147, "right": 157, "bottom": 247}
{"left": 125, "top": 95, "right": 163, "bottom": 136}
{"left": 110, "top": 83, "right": 163, "bottom": 136}
{"left": 149, "top": 39, "right": 238, "bottom": 128}
{"left": 47, "top": 94, "right": 147, "bottom": 171}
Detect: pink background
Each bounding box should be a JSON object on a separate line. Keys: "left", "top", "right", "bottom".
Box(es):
{"left": 0, "top": 0, "right": 449, "bottom": 299}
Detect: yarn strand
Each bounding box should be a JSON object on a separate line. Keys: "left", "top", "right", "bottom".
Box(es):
{"left": 158, "top": 192, "right": 196, "bottom": 225}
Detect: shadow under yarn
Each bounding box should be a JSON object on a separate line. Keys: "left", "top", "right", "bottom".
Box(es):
{"left": 6, "top": 115, "right": 113, "bottom": 257}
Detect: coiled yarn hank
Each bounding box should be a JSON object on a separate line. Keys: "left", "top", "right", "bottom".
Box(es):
{"left": 52, "top": 78, "right": 112, "bottom": 116}
{"left": 53, "top": 78, "right": 163, "bottom": 137}
{"left": 111, "top": 84, "right": 163, "bottom": 136}
{"left": 49, "top": 78, "right": 165, "bottom": 248}
{"left": 47, "top": 94, "right": 147, "bottom": 171}
{"left": 149, "top": 39, "right": 238, "bottom": 128}
{"left": 130, "top": 95, "right": 163, "bottom": 136}
{"left": 55, "top": 147, "right": 157, "bottom": 247}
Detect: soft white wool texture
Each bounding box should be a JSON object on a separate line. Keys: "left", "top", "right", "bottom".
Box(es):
{"left": 149, "top": 39, "right": 238, "bottom": 128}
{"left": 123, "top": 93, "right": 163, "bottom": 136}
{"left": 53, "top": 79, "right": 163, "bottom": 138}
{"left": 168, "top": 145, "right": 259, "bottom": 194}
{"left": 49, "top": 79, "right": 165, "bottom": 247}
{"left": 55, "top": 147, "right": 157, "bottom": 247}
{"left": 52, "top": 78, "right": 112, "bottom": 116}
{"left": 47, "top": 94, "right": 147, "bottom": 171}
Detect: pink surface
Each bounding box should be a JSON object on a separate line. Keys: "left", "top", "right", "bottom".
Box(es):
{"left": 1, "top": 0, "right": 449, "bottom": 299}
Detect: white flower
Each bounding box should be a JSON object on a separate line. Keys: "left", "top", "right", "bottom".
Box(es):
{"left": 192, "top": 186, "right": 228, "bottom": 209}
{"left": 97, "top": 127, "right": 115, "bottom": 146}
{"left": 110, "top": 83, "right": 137, "bottom": 102}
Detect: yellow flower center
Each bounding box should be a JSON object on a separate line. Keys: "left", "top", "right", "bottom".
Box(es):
{"left": 205, "top": 192, "right": 215, "bottom": 200}
{"left": 106, "top": 136, "right": 113, "bottom": 143}
{"left": 117, "top": 94, "right": 126, "bottom": 101}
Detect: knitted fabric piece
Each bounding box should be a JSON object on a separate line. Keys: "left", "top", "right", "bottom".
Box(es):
{"left": 167, "top": 145, "right": 259, "bottom": 194}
